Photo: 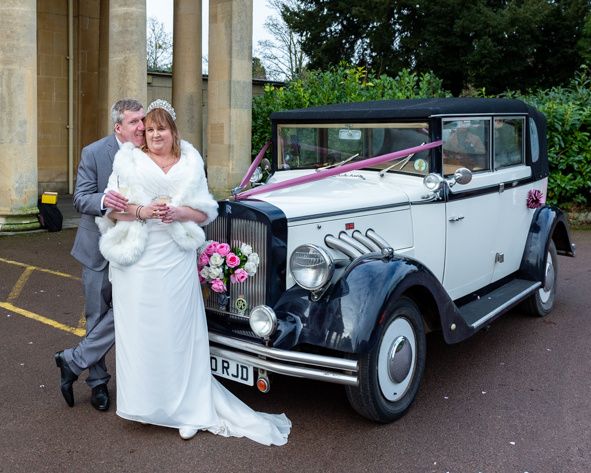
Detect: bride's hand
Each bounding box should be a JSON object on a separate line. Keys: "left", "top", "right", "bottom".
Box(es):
{"left": 145, "top": 202, "right": 168, "bottom": 220}
{"left": 160, "top": 205, "right": 179, "bottom": 224}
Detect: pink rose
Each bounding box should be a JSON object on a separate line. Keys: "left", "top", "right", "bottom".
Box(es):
{"left": 198, "top": 252, "right": 210, "bottom": 267}
{"left": 230, "top": 268, "right": 249, "bottom": 284}
{"left": 225, "top": 252, "right": 240, "bottom": 268}
{"left": 211, "top": 278, "right": 227, "bottom": 293}
{"left": 217, "top": 243, "right": 231, "bottom": 256}
{"left": 205, "top": 242, "right": 219, "bottom": 256}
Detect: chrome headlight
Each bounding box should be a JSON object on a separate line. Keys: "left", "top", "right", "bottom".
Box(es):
{"left": 249, "top": 305, "right": 277, "bottom": 338}
{"left": 289, "top": 244, "right": 334, "bottom": 291}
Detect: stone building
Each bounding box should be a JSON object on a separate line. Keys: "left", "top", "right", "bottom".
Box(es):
{"left": 0, "top": 0, "right": 261, "bottom": 231}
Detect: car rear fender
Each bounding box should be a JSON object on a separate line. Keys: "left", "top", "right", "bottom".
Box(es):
{"left": 519, "top": 205, "right": 575, "bottom": 282}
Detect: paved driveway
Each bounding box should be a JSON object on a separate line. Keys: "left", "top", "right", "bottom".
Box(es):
{"left": 0, "top": 228, "right": 589, "bottom": 473}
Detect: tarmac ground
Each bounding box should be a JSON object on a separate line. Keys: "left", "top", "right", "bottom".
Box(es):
{"left": 0, "top": 198, "right": 589, "bottom": 473}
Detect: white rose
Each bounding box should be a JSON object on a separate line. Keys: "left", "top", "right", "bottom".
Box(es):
{"left": 240, "top": 243, "right": 253, "bottom": 256}
{"left": 247, "top": 253, "right": 260, "bottom": 265}
{"left": 244, "top": 261, "right": 258, "bottom": 276}
{"left": 209, "top": 253, "right": 224, "bottom": 267}
{"left": 208, "top": 266, "right": 223, "bottom": 279}
{"left": 199, "top": 267, "right": 210, "bottom": 279}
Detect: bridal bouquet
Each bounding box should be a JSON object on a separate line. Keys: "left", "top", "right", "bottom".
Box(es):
{"left": 198, "top": 240, "right": 260, "bottom": 293}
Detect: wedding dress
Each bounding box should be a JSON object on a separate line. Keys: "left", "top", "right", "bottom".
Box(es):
{"left": 102, "top": 142, "right": 291, "bottom": 446}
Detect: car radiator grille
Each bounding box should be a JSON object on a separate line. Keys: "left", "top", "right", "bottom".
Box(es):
{"left": 204, "top": 214, "right": 268, "bottom": 320}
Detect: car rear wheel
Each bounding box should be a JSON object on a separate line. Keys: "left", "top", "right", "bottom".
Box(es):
{"left": 524, "top": 240, "right": 558, "bottom": 317}
{"left": 346, "top": 297, "right": 426, "bottom": 423}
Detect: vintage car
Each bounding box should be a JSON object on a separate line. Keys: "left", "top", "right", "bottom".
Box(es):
{"left": 202, "top": 98, "right": 576, "bottom": 423}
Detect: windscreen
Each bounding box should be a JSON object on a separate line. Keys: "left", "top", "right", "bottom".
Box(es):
{"left": 277, "top": 123, "right": 431, "bottom": 175}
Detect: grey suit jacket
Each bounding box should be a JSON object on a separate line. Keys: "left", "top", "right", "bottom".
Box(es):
{"left": 71, "top": 134, "right": 119, "bottom": 271}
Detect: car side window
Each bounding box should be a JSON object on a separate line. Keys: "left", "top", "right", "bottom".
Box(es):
{"left": 494, "top": 117, "right": 524, "bottom": 169}
{"left": 442, "top": 118, "right": 491, "bottom": 175}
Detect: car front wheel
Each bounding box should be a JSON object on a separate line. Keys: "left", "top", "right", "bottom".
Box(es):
{"left": 346, "top": 297, "right": 426, "bottom": 423}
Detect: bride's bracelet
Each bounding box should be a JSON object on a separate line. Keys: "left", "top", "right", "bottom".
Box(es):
{"left": 135, "top": 205, "right": 146, "bottom": 223}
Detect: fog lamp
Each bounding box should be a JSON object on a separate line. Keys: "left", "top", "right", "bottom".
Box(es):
{"left": 249, "top": 305, "right": 277, "bottom": 338}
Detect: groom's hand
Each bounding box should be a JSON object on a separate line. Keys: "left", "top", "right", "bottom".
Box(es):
{"left": 104, "top": 190, "right": 128, "bottom": 212}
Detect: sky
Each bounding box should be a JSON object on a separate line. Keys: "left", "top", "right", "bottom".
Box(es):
{"left": 146, "top": 0, "right": 275, "bottom": 57}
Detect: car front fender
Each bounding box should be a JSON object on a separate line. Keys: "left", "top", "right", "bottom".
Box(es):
{"left": 271, "top": 254, "right": 467, "bottom": 353}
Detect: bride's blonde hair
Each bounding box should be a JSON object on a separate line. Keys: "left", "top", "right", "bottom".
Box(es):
{"left": 142, "top": 108, "right": 181, "bottom": 158}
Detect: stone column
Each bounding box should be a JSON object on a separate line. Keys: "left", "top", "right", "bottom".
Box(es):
{"left": 98, "top": 0, "right": 110, "bottom": 136}
{"left": 172, "top": 0, "right": 203, "bottom": 152}
{"left": 108, "top": 0, "right": 147, "bottom": 110}
{"left": 0, "top": 0, "right": 39, "bottom": 231}
{"left": 207, "top": 0, "right": 253, "bottom": 198}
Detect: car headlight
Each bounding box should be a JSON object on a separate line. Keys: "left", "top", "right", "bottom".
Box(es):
{"left": 249, "top": 305, "right": 277, "bottom": 338}
{"left": 289, "top": 244, "right": 334, "bottom": 291}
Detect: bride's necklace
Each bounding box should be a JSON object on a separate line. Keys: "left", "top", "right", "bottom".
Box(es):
{"left": 149, "top": 151, "right": 178, "bottom": 170}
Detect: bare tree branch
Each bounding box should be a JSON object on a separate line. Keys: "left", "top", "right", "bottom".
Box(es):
{"left": 255, "top": 0, "right": 308, "bottom": 81}
{"left": 147, "top": 16, "right": 173, "bottom": 72}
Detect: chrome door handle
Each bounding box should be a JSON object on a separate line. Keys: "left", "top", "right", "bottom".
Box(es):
{"left": 449, "top": 216, "right": 465, "bottom": 222}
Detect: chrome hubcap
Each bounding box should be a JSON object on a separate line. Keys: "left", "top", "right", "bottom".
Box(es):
{"left": 378, "top": 318, "right": 417, "bottom": 402}
{"left": 388, "top": 336, "right": 413, "bottom": 383}
{"left": 540, "top": 250, "right": 555, "bottom": 303}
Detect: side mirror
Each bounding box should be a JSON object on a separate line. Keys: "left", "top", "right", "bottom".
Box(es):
{"left": 423, "top": 167, "right": 472, "bottom": 192}
{"left": 453, "top": 167, "right": 472, "bottom": 185}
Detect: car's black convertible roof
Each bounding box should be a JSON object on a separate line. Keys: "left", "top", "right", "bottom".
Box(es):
{"left": 271, "top": 97, "right": 541, "bottom": 122}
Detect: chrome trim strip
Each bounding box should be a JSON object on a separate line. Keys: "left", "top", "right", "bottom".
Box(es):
{"left": 288, "top": 202, "right": 410, "bottom": 223}
{"left": 470, "top": 282, "right": 542, "bottom": 329}
{"left": 209, "top": 332, "right": 359, "bottom": 372}
{"left": 210, "top": 346, "right": 358, "bottom": 386}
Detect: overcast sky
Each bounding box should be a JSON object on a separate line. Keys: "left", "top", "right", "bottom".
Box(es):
{"left": 146, "top": 0, "right": 275, "bottom": 56}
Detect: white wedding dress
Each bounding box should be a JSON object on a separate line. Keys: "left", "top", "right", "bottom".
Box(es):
{"left": 107, "top": 147, "right": 290, "bottom": 447}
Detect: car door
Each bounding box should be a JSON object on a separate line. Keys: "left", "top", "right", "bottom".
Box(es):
{"left": 441, "top": 117, "right": 498, "bottom": 300}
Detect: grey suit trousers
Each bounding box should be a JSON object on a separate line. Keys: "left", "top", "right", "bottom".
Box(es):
{"left": 64, "top": 265, "right": 114, "bottom": 387}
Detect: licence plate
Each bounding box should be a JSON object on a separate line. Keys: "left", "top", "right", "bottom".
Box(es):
{"left": 210, "top": 354, "right": 254, "bottom": 386}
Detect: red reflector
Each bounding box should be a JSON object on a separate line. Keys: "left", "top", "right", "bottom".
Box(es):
{"left": 257, "top": 377, "right": 270, "bottom": 393}
{"left": 345, "top": 223, "right": 355, "bottom": 230}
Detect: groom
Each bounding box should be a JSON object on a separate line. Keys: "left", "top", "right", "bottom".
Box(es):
{"left": 54, "top": 99, "right": 145, "bottom": 410}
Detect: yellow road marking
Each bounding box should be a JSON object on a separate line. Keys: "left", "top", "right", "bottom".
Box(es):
{"left": 0, "top": 257, "right": 80, "bottom": 281}
{"left": 0, "top": 302, "right": 85, "bottom": 337}
{"left": 7, "top": 266, "right": 35, "bottom": 302}
{"left": 0, "top": 256, "right": 85, "bottom": 337}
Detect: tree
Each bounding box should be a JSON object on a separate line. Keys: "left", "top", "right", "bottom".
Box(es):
{"left": 283, "top": 0, "right": 591, "bottom": 95}
{"left": 147, "top": 16, "right": 172, "bottom": 72}
{"left": 256, "top": 0, "right": 308, "bottom": 80}
{"left": 253, "top": 57, "right": 268, "bottom": 79}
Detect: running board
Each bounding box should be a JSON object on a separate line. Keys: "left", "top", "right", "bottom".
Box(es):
{"left": 458, "top": 279, "right": 542, "bottom": 329}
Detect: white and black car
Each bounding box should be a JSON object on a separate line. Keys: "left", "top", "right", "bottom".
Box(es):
{"left": 203, "top": 98, "right": 575, "bottom": 423}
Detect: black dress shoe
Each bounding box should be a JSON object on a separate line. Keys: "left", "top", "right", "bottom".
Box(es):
{"left": 54, "top": 351, "right": 78, "bottom": 407}
{"left": 91, "top": 384, "right": 110, "bottom": 411}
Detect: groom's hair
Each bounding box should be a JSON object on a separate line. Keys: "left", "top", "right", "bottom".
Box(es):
{"left": 111, "top": 99, "right": 144, "bottom": 126}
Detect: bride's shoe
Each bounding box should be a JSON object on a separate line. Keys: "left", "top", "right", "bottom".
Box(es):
{"left": 179, "top": 427, "right": 198, "bottom": 440}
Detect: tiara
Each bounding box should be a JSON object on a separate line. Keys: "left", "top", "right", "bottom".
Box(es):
{"left": 147, "top": 99, "right": 176, "bottom": 121}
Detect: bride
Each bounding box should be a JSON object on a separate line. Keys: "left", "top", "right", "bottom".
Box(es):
{"left": 96, "top": 99, "right": 291, "bottom": 445}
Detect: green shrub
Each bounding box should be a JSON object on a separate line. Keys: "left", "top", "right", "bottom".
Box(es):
{"left": 516, "top": 66, "right": 591, "bottom": 208}
{"left": 252, "top": 64, "right": 449, "bottom": 157}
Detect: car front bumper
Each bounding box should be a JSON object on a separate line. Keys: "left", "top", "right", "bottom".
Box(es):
{"left": 208, "top": 332, "right": 359, "bottom": 386}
